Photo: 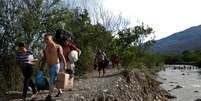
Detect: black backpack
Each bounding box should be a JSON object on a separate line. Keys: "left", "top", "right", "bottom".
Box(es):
{"left": 55, "top": 29, "right": 72, "bottom": 45}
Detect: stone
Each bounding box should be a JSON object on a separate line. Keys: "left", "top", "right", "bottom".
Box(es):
{"left": 80, "top": 96, "right": 85, "bottom": 100}
{"left": 195, "top": 98, "right": 201, "bottom": 101}
{"left": 173, "top": 85, "right": 183, "bottom": 90}
{"left": 165, "top": 94, "right": 177, "bottom": 99}
{"left": 103, "top": 89, "right": 108, "bottom": 92}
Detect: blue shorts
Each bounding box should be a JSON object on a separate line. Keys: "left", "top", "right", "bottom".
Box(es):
{"left": 49, "top": 64, "right": 60, "bottom": 85}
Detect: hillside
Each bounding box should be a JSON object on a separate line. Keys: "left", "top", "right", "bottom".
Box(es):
{"left": 151, "top": 25, "right": 201, "bottom": 54}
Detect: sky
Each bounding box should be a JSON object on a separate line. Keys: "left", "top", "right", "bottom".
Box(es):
{"left": 101, "top": 0, "right": 201, "bottom": 40}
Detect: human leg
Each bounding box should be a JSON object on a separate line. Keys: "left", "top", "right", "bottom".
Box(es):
{"left": 22, "top": 64, "right": 36, "bottom": 98}
{"left": 98, "top": 62, "right": 102, "bottom": 77}
{"left": 55, "top": 63, "right": 64, "bottom": 97}
{"left": 29, "top": 79, "right": 37, "bottom": 94}
{"left": 47, "top": 64, "right": 60, "bottom": 98}
{"left": 22, "top": 76, "right": 29, "bottom": 98}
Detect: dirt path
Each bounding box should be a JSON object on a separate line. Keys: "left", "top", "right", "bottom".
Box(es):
{"left": 6, "top": 68, "right": 170, "bottom": 101}
{"left": 8, "top": 68, "right": 121, "bottom": 101}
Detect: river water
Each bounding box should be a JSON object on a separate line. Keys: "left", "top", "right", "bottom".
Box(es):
{"left": 158, "top": 65, "right": 201, "bottom": 101}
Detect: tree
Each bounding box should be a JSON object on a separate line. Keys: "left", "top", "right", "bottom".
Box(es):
{"left": 182, "top": 50, "right": 192, "bottom": 62}
{"left": 0, "top": 0, "right": 159, "bottom": 94}
{"left": 91, "top": 5, "right": 130, "bottom": 33}
{"left": 111, "top": 24, "right": 154, "bottom": 68}
{"left": 0, "top": 0, "right": 67, "bottom": 93}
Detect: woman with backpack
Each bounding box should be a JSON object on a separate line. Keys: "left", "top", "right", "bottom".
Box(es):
{"left": 54, "top": 29, "right": 81, "bottom": 90}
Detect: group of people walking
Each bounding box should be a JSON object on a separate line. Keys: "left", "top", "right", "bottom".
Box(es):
{"left": 16, "top": 29, "right": 81, "bottom": 100}
{"left": 94, "top": 49, "right": 120, "bottom": 77}
{"left": 16, "top": 29, "right": 121, "bottom": 101}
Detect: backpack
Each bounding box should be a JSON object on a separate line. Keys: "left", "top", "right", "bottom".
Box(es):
{"left": 35, "top": 70, "right": 49, "bottom": 90}
{"left": 55, "top": 29, "right": 72, "bottom": 45}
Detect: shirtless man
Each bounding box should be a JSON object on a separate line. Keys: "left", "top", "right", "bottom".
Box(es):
{"left": 41, "top": 34, "right": 67, "bottom": 100}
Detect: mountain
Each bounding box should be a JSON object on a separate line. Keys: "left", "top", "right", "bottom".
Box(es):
{"left": 151, "top": 25, "right": 201, "bottom": 54}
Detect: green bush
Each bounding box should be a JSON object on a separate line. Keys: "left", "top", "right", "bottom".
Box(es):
{"left": 75, "top": 47, "right": 95, "bottom": 75}
{"left": 0, "top": 56, "right": 23, "bottom": 95}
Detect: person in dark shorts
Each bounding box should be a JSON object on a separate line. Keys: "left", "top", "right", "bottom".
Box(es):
{"left": 16, "top": 41, "right": 37, "bottom": 100}
{"left": 95, "top": 49, "right": 108, "bottom": 77}
{"left": 111, "top": 54, "right": 120, "bottom": 69}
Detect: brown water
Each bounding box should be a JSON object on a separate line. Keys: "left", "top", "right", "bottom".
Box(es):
{"left": 158, "top": 65, "right": 201, "bottom": 101}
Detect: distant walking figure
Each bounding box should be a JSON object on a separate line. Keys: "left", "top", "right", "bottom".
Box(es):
{"left": 94, "top": 49, "right": 108, "bottom": 77}
{"left": 111, "top": 54, "right": 120, "bottom": 69}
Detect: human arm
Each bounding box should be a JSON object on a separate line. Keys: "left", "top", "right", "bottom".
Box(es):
{"left": 69, "top": 43, "right": 81, "bottom": 56}
{"left": 58, "top": 45, "right": 67, "bottom": 70}
{"left": 16, "top": 51, "right": 21, "bottom": 65}
{"left": 27, "top": 53, "right": 38, "bottom": 64}
{"left": 40, "top": 50, "right": 46, "bottom": 70}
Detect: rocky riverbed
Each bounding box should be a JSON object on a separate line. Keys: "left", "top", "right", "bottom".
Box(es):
{"left": 158, "top": 65, "right": 201, "bottom": 101}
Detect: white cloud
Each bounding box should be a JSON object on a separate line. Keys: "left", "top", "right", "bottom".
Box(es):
{"left": 102, "top": 0, "right": 201, "bottom": 40}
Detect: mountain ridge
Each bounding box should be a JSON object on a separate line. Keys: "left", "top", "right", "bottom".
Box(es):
{"left": 151, "top": 25, "right": 201, "bottom": 54}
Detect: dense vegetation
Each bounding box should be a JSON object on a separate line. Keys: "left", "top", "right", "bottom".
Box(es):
{"left": 0, "top": 0, "right": 162, "bottom": 94}
{"left": 163, "top": 50, "right": 201, "bottom": 67}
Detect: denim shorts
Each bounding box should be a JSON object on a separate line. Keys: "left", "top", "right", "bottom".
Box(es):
{"left": 49, "top": 64, "right": 60, "bottom": 85}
